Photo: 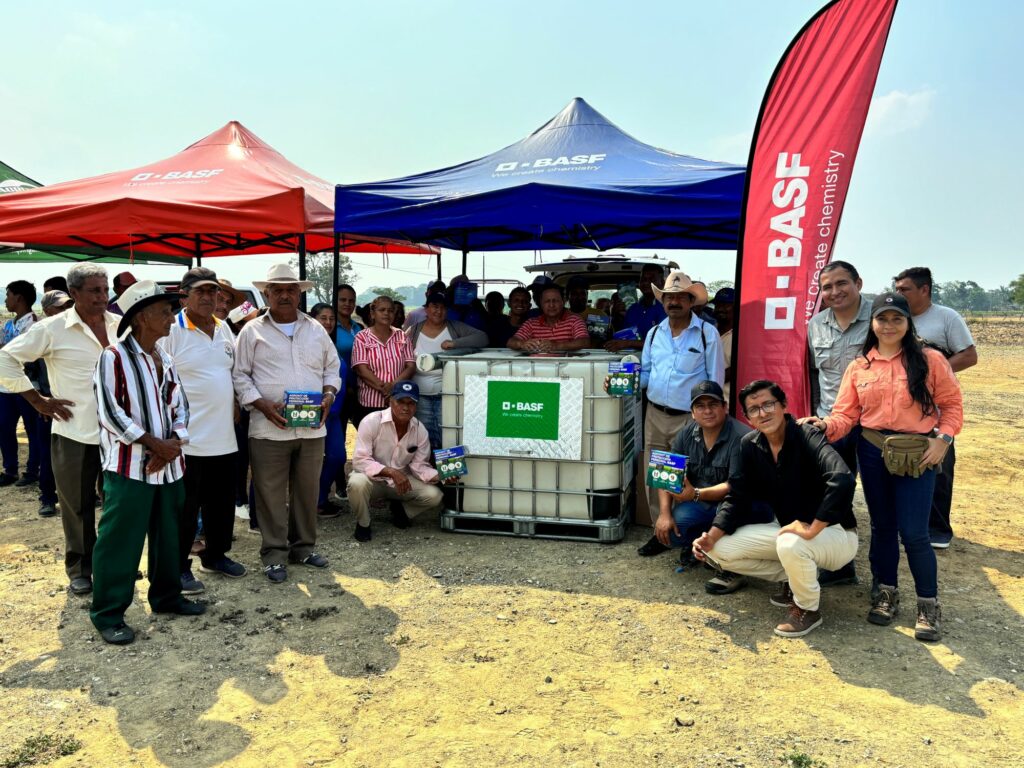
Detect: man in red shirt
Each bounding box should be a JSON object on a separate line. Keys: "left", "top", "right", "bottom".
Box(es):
{"left": 507, "top": 284, "right": 589, "bottom": 353}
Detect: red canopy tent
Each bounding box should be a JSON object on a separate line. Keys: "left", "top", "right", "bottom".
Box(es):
{"left": 0, "top": 121, "right": 436, "bottom": 264}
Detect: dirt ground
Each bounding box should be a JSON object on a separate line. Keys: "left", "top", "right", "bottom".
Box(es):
{"left": 1, "top": 327, "right": 1022, "bottom": 768}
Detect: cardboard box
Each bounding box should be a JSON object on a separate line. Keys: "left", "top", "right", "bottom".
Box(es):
{"left": 434, "top": 446, "right": 469, "bottom": 481}
{"left": 646, "top": 450, "right": 688, "bottom": 494}
{"left": 607, "top": 361, "right": 639, "bottom": 397}
{"left": 284, "top": 390, "right": 323, "bottom": 428}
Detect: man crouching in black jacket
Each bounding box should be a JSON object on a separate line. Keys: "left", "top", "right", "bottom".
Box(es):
{"left": 691, "top": 380, "right": 857, "bottom": 638}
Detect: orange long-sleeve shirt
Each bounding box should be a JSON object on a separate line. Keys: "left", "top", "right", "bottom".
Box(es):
{"left": 824, "top": 347, "right": 963, "bottom": 442}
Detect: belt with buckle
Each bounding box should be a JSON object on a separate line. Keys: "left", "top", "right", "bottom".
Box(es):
{"left": 648, "top": 400, "right": 688, "bottom": 417}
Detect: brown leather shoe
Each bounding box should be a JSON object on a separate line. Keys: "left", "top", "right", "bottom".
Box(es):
{"left": 774, "top": 605, "right": 823, "bottom": 638}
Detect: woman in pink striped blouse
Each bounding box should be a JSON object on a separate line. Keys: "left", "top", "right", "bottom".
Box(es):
{"left": 351, "top": 295, "right": 416, "bottom": 424}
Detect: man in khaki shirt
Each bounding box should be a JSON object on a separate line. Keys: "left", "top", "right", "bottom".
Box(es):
{"left": 0, "top": 265, "right": 120, "bottom": 595}
{"left": 233, "top": 265, "right": 341, "bottom": 584}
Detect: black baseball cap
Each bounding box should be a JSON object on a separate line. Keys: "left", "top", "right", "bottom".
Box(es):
{"left": 690, "top": 380, "right": 726, "bottom": 404}
{"left": 871, "top": 292, "right": 911, "bottom": 319}
{"left": 180, "top": 267, "right": 220, "bottom": 292}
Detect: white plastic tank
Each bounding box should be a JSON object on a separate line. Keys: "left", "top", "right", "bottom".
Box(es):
{"left": 432, "top": 349, "right": 638, "bottom": 541}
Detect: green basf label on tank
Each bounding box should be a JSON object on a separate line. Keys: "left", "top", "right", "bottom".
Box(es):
{"left": 486, "top": 380, "right": 561, "bottom": 440}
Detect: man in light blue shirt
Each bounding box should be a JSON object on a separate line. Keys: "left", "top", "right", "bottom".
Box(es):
{"left": 636, "top": 271, "right": 724, "bottom": 557}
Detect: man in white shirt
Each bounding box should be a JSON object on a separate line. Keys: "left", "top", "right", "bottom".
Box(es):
{"left": 348, "top": 381, "right": 444, "bottom": 542}
{"left": 0, "top": 265, "right": 119, "bottom": 596}
{"left": 233, "top": 264, "right": 341, "bottom": 584}
{"left": 893, "top": 266, "right": 978, "bottom": 549}
{"left": 161, "top": 267, "right": 245, "bottom": 593}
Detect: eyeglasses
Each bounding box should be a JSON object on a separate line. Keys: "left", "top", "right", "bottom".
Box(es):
{"left": 744, "top": 400, "right": 779, "bottom": 419}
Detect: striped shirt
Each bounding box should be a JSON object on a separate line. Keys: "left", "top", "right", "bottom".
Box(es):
{"left": 94, "top": 334, "right": 191, "bottom": 484}
{"left": 512, "top": 311, "right": 588, "bottom": 342}
{"left": 351, "top": 327, "right": 415, "bottom": 408}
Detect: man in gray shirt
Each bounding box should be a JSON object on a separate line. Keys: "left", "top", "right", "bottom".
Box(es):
{"left": 806, "top": 261, "right": 871, "bottom": 586}
{"left": 894, "top": 267, "right": 977, "bottom": 549}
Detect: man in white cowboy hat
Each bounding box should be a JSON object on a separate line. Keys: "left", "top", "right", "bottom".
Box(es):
{"left": 160, "top": 267, "right": 246, "bottom": 595}
{"left": 233, "top": 264, "right": 341, "bottom": 583}
{"left": 92, "top": 280, "right": 204, "bottom": 645}
{"left": 0, "top": 264, "right": 120, "bottom": 597}
{"left": 633, "top": 270, "right": 725, "bottom": 558}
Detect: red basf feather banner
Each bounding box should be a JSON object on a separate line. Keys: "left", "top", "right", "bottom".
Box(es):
{"left": 733, "top": 0, "right": 899, "bottom": 416}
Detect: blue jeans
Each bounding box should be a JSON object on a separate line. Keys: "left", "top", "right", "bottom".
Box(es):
{"left": 0, "top": 392, "right": 39, "bottom": 477}
{"left": 417, "top": 394, "right": 442, "bottom": 450}
{"left": 857, "top": 436, "right": 938, "bottom": 598}
{"left": 317, "top": 408, "right": 347, "bottom": 508}
{"left": 38, "top": 418, "right": 57, "bottom": 505}
{"left": 669, "top": 500, "right": 717, "bottom": 550}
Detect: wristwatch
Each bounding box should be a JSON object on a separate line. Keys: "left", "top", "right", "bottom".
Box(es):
{"left": 935, "top": 432, "right": 953, "bottom": 445}
{"left": 693, "top": 487, "right": 702, "bottom": 503}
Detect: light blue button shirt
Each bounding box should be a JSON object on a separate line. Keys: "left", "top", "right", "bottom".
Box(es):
{"left": 640, "top": 314, "right": 725, "bottom": 411}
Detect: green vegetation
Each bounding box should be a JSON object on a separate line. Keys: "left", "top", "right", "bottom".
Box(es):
{"left": 2, "top": 733, "right": 82, "bottom": 768}
{"left": 782, "top": 751, "right": 827, "bottom": 768}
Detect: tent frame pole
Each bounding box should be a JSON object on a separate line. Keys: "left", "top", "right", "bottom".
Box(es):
{"left": 194, "top": 235, "right": 202, "bottom": 267}
{"left": 298, "top": 233, "right": 307, "bottom": 312}
{"left": 332, "top": 233, "right": 341, "bottom": 341}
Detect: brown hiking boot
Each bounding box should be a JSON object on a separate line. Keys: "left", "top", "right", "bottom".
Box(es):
{"left": 769, "top": 581, "right": 794, "bottom": 608}
{"left": 914, "top": 598, "right": 942, "bottom": 642}
{"left": 868, "top": 585, "right": 900, "bottom": 626}
{"left": 774, "top": 605, "right": 823, "bottom": 638}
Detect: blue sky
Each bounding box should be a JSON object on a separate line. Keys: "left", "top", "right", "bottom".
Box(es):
{"left": 1, "top": 0, "right": 1020, "bottom": 295}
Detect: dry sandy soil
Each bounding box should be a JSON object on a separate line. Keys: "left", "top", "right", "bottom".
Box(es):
{"left": 1, "top": 324, "right": 1022, "bottom": 768}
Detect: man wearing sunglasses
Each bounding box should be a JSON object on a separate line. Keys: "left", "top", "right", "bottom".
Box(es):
{"left": 690, "top": 380, "right": 857, "bottom": 639}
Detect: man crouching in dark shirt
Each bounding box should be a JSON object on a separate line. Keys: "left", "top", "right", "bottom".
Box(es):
{"left": 691, "top": 380, "right": 857, "bottom": 639}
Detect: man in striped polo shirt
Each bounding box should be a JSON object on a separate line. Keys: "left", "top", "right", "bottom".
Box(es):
{"left": 507, "top": 284, "right": 589, "bottom": 353}
{"left": 92, "top": 281, "right": 205, "bottom": 645}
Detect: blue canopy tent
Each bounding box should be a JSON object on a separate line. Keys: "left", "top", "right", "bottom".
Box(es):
{"left": 334, "top": 98, "right": 746, "bottom": 262}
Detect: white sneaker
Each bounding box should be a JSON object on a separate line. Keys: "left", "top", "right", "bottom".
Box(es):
{"left": 235, "top": 504, "right": 250, "bottom": 520}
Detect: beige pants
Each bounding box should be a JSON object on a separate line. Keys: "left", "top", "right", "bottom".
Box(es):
{"left": 249, "top": 437, "right": 324, "bottom": 566}
{"left": 642, "top": 405, "right": 692, "bottom": 522}
{"left": 347, "top": 472, "right": 443, "bottom": 527}
{"left": 710, "top": 522, "right": 859, "bottom": 611}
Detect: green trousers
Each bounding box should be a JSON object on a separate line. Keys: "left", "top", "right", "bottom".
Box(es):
{"left": 90, "top": 472, "right": 184, "bottom": 631}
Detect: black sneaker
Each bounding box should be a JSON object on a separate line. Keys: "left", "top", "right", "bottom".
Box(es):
{"left": 154, "top": 599, "right": 207, "bottom": 616}
{"left": 915, "top": 598, "right": 942, "bottom": 642}
{"left": 199, "top": 557, "right": 247, "bottom": 578}
{"left": 354, "top": 524, "right": 372, "bottom": 542}
{"left": 291, "top": 552, "right": 329, "bottom": 568}
{"left": 263, "top": 564, "right": 287, "bottom": 584}
{"left": 69, "top": 577, "right": 93, "bottom": 595}
{"left": 868, "top": 585, "right": 900, "bottom": 626}
{"left": 0, "top": 473, "right": 17, "bottom": 487}
{"left": 769, "top": 581, "right": 794, "bottom": 608}
{"left": 705, "top": 572, "right": 747, "bottom": 595}
{"left": 317, "top": 502, "right": 342, "bottom": 519}
{"left": 180, "top": 567, "right": 206, "bottom": 595}
{"left": 38, "top": 503, "right": 58, "bottom": 518}
{"left": 930, "top": 531, "right": 953, "bottom": 549}
{"left": 637, "top": 536, "right": 669, "bottom": 557}
{"left": 100, "top": 622, "right": 135, "bottom": 645}
{"left": 15, "top": 473, "right": 39, "bottom": 487}
{"left": 818, "top": 561, "right": 858, "bottom": 587}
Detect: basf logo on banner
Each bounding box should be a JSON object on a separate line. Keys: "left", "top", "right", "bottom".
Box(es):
{"left": 493, "top": 153, "right": 607, "bottom": 177}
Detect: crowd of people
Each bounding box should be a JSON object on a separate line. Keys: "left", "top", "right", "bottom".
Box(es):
{"left": 0, "top": 259, "right": 972, "bottom": 647}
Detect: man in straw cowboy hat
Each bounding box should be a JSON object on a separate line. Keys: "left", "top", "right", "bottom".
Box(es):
{"left": 233, "top": 264, "right": 341, "bottom": 583}
{"left": 92, "top": 280, "right": 205, "bottom": 645}
{"left": 632, "top": 270, "right": 725, "bottom": 558}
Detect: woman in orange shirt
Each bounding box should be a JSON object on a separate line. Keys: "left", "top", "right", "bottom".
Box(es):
{"left": 803, "top": 292, "right": 962, "bottom": 643}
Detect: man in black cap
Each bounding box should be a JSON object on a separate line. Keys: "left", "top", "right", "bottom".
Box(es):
{"left": 347, "top": 381, "right": 445, "bottom": 542}
{"left": 91, "top": 281, "right": 205, "bottom": 644}
{"left": 161, "top": 267, "right": 245, "bottom": 595}
{"left": 652, "top": 381, "right": 750, "bottom": 563}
